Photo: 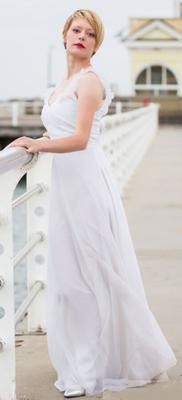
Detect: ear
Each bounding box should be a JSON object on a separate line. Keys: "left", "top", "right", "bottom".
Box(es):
{"left": 62, "top": 33, "right": 66, "bottom": 49}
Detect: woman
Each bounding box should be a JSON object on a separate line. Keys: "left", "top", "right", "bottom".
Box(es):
{"left": 8, "top": 9, "right": 177, "bottom": 399}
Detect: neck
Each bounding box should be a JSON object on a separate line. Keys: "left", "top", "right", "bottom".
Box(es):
{"left": 66, "top": 56, "right": 92, "bottom": 79}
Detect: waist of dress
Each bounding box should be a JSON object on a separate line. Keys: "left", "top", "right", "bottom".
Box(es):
{"left": 48, "top": 133, "right": 102, "bottom": 148}
{"left": 87, "top": 138, "right": 102, "bottom": 148}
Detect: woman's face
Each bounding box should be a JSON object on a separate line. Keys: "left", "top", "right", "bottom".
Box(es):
{"left": 63, "top": 17, "right": 96, "bottom": 59}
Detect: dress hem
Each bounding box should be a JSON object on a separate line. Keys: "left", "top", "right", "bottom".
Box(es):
{"left": 53, "top": 355, "right": 177, "bottom": 396}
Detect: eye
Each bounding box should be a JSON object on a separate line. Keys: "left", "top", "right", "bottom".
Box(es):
{"left": 88, "top": 32, "right": 95, "bottom": 38}
{"left": 72, "top": 28, "right": 80, "bottom": 33}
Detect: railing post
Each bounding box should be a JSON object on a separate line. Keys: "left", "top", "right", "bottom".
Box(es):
{"left": 26, "top": 152, "right": 52, "bottom": 333}
{"left": 0, "top": 168, "right": 26, "bottom": 400}
{"left": 115, "top": 101, "right": 122, "bottom": 113}
{"left": 12, "top": 102, "right": 19, "bottom": 127}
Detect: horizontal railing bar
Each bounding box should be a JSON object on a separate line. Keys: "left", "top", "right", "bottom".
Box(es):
{"left": 101, "top": 104, "right": 159, "bottom": 130}
{"left": 0, "top": 146, "right": 33, "bottom": 174}
{"left": 13, "top": 231, "right": 45, "bottom": 268}
{"left": 12, "top": 183, "right": 47, "bottom": 209}
{"left": 15, "top": 280, "right": 45, "bottom": 326}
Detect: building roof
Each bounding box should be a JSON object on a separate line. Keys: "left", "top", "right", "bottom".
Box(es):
{"left": 119, "top": 17, "right": 182, "bottom": 42}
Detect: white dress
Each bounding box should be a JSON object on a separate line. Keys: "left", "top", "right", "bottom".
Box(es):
{"left": 40, "top": 65, "right": 177, "bottom": 396}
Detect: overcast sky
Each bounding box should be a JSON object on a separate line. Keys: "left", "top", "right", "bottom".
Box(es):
{"left": 0, "top": 0, "right": 176, "bottom": 99}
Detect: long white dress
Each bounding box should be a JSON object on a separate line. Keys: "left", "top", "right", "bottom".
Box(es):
{"left": 40, "top": 65, "right": 177, "bottom": 396}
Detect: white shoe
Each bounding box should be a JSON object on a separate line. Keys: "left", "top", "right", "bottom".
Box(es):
{"left": 64, "top": 385, "right": 86, "bottom": 398}
{"left": 151, "top": 371, "right": 169, "bottom": 383}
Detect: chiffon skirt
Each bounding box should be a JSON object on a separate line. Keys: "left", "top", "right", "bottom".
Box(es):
{"left": 45, "top": 142, "right": 177, "bottom": 396}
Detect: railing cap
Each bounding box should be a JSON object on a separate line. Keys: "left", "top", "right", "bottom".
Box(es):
{"left": 0, "top": 147, "right": 34, "bottom": 174}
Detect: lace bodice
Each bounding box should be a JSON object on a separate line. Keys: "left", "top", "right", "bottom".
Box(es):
{"left": 40, "top": 65, "right": 114, "bottom": 146}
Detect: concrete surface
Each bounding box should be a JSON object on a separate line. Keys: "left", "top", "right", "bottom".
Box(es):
{"left": 16, "top": 125, "right": 182, "bottom": 399}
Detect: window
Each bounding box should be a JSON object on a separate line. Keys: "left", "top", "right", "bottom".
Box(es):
{"left": 136, "top": 89, "right": 154, "bottom": 96}
{"left": 135, "top": 65, "right": 178, "bottom": 96}
{"left": 158, "top": 90, "right": 177, "bottom": 95}
{"left": 151, "top": 66, "right": 162, "bottom": 84}
{"left": 166, "top": 69, "right": 177, "bottom": 84}
{"left": 180, "top": 3, "right": 182, "bottom": 17}
{"left": 137, "top": 70, "right": 147, "bottom": 84}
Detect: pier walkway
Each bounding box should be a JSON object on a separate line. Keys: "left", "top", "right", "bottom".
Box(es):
{"left": 16, "top": 125, "right": 182, "bottom": 399}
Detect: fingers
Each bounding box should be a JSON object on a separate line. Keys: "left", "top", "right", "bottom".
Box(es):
{"left": 3, "top": 137, "right": 37, "bottom": 153}
{"left": 9, "top": 137, "right": 32, "bottom": 148}
{"left": 43, "top": 132, "right": 50, "bottom": 138}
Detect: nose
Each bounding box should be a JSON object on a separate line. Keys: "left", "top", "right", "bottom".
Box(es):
{"left": 78, "top": 30, "right": 86, "bottom": 41}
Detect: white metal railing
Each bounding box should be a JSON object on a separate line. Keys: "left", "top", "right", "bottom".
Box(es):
{"left": 0, "top": 148, "right": 52, "bottom": 400}
{"left": 0, "top": 102, "right": 159, "bottom": 400}
{"left": 101, "top": 103, "right": 160, "bottom": 194}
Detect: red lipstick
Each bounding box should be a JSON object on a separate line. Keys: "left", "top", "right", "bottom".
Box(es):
{"left": 75, "top": 43, "right": 85, "bottom": 48}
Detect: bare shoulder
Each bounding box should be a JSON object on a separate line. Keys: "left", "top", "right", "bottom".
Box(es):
{"left": 76, "top": 71, "right": 104, "bottom": 98}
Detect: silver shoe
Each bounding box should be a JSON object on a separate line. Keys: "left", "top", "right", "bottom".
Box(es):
{"left": 64, "top": 386, "right": 86, "bottom": 398}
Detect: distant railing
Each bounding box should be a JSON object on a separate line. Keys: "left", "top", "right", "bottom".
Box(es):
{"left": 0, "top": 100, "right": 43, "bottom": 128}
{"left": 0, "top": 103, "right": 159, "bottom": 400}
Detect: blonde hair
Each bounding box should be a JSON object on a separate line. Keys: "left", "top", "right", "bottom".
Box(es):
{"left": 62, "top": 9, "right": 105, "bottom": 57}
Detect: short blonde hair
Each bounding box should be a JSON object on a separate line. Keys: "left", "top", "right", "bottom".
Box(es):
{"left": 62, "top": 9, "right": 105, "bottom": 57}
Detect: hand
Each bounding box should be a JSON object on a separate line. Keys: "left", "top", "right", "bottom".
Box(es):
{"left": 5, "top": 136, "right": 43, "bottom": 153}
{"left": 42, "top": 131, "right": 50, "bottom": 139}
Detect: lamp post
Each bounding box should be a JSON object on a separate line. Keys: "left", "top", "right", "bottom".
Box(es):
{"left": 47, "top": 45, "right": 56, "bottom": 88}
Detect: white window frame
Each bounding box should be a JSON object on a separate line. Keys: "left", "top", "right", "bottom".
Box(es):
{"left": 135, "top": 65, "right": 178, "bottom": 96}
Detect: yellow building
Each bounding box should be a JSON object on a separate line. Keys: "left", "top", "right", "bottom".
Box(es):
{"left": 120, "top": 0, "right": 182, "bottom": 96}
